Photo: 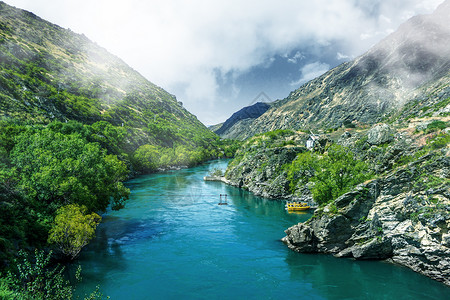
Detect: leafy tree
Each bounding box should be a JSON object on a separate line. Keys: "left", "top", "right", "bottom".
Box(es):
{"left": 311, "top": 145, "right": 371, "bottom": 205}
{"left": 88, "top": 121, "right": 127, "bottom": 155}
{"left": 287, "top": 151, "right": 316, "bottom": 192}
{"left": 133, "top": 144, "right": 161, "bottom": 171}
{"left": 48, "top": 204, "right": 101, "bottom": 260}
{"left": 287, "top": 144, "right": 372, "bottom": 205}
{"left": 10, "top": 129, "right": 129, "bottom": 212}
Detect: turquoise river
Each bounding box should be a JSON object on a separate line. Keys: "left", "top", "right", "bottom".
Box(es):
{"left": 73, "top": 160, "right": 450, "bottom": 299}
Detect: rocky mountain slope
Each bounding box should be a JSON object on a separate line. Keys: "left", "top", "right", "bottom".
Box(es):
{"left": 219, "top": 1, "right": 450, "bottom": 285}
{"left": 214, "top": 102, "right": 270, "bottom": 139}
{"left": 218, "top": 0, "right": 450, "bottom": 140}
{"left": 0, "top": 1, "right": 216, "bottom": 152}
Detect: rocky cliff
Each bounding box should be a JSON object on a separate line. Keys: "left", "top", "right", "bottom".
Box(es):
{"left": 283, "top": 151, "right": 450, "bottom": 286}
{"left": 224, "top": 129, "right": 332, "bottom": 201}
{"left": 220, "top": 1, "right": 450, "bottom": 140}
{"left": 218, "top": 0, "right": 450, "bottom": 286}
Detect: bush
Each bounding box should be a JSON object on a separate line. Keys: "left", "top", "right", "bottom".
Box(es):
{"left": 343, "top": 120, "right": 356, "bottom": 128}
{"left": 7, "top": 249, "right": 75, "bottom": 299}
{"left": 287, "top": 144, "right": 373, "bottom": 205}
{"left": 311, "top": 145, "right": 372, "bottom": 205}
{"left": 426, "top": 120, "right": 448, "bottom": 133}
{"left": 428, "top": 133, "right": 450, "bottom": 149}
{"left": 5, "top": 249, "right": 105, "bottom": 299}
{"left": 48, "top": 204, "right": 101, "bottom": 260}
{"left": 209, "top": 168, "right": 224, "bottom": 177}
{"left": 287, "top": 151, "right": 316, "bottom": 192}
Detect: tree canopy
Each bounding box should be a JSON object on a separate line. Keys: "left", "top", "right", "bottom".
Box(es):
{"left": 10, "top": 128, "right": 129, "bottom": 212}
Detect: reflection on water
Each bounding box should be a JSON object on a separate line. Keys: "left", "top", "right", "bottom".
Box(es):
{"left": 72, "top": 160, "right": 450, "bottom": 299}
{"left": 286, "top": 211, "right": 310, "bottom": 216}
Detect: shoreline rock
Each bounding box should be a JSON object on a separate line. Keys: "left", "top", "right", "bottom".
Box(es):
{"left": 282, "top": 156, "right": 450, "bottom": 286}
{"left": 203, "top": 176, "right": 232, "bottom": 185}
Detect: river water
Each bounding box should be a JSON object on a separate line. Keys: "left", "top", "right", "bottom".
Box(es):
{"left": 73, "top": 160, "right": 449, "bottom": 299}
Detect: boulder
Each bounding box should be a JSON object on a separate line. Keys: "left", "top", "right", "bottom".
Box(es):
{"left": 367, "top": 123, "right": 393, "bottom": 145}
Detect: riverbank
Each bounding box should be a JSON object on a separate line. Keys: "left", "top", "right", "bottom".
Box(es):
{"left": 220, "top": 124, "right": 450, "bottom": 286}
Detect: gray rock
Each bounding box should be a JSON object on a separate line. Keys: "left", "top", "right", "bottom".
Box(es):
{"left": 367, "top": 123, "right": 394, "bottom": 145}
{"left": 351, "top": 237, "right": 393, "bottom": 259}
{"left": 225, "top": 145, "right": 306, "bottom": 199}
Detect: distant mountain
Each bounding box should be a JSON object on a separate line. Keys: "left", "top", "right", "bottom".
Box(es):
{"left": 0, "top": 1, "right": 216, "bottom": 150}
{"left": 220, "top": 0, "right": 450, "bottom": 140}
{"left": 213, "top": 102, "right": 270, "bottom": 138}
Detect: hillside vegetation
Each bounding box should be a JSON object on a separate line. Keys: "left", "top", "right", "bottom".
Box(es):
{"left": 0, "top": 1, "right": 224, "bottom": 160}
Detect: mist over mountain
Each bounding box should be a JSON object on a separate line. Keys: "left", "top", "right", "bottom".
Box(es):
{"left": 0, "top": 1, "right": 215, "bottom": 151}
{"left": 217, "top": 0, "right": 450, "bottom": 139}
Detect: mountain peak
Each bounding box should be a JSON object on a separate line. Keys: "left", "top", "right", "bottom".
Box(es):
{"left": 217, "top": 1, "right": 450, "bottom": 139}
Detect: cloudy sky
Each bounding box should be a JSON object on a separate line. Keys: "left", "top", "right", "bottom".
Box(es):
{"left": 5, "top": 0, "right": 443, "bottom": 125}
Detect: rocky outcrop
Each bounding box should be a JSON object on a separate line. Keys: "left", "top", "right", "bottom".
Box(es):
{"left": 283, "top": 154, "right": 450, "bottom": 286}
{"left": 225, "top": 144, "right": 306, "bottom": 199}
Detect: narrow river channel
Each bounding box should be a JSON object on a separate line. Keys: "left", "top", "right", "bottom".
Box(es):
{"left": 73, "top": 160, "right": 449, "bottom": 299}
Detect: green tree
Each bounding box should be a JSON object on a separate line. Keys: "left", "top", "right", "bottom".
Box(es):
{"left": 133, "top": 144, "right": 161, "bottom": 171}
{"left": 48, "top": 204, "right": 101, "bottom": 260}
{"left": 311, "top": 144, "right": 371, "bottom": 205}
{"left": 10, "top": 129, "right": 129, "bottom": 212}
{"left": 287, "top": 145, "right": 372, "bottom": 205}
{"left": 287, "top": 151, "right": 316, "bottom": 192}
{"left": 88, "top": 121, "right": 127, "bottom": 155}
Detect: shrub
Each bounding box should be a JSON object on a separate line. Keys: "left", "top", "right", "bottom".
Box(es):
{"left": 428, "top": 133, "right": 450, "bottom": 149}
{"left": 7, "top": 249, "right": 75, "bottom": 299}
{"left": 209, "top": 168, "right": 224, "bottom": 177}
{"left": 48, "top": 204, "right": 101, "bottom": 260}
{"left": 287, "top": 144, "right": 373, "bottom": 205}
{"left": 426, "top": 120, "right": 448, "bottom": 133}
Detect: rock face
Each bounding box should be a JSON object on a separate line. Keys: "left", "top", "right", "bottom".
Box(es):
{"left": 218, "top": 1, "right": 450, "bottom": 140}
{"left": 226, "top": 145, "right": 305, "bottom": 199}
{"left": 283, "top": 154, "right": 450, "bottom": 286}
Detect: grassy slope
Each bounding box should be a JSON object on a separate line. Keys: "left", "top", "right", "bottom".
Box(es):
{"left": 0, "top": 1, "right": 217, "bottom": 153}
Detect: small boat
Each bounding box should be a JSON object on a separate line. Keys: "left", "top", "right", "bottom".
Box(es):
{"left": 285, "top": 202, "right": 310, "bottom": 211}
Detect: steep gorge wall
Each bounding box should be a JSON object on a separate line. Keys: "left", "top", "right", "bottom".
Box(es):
{"left": 283, "top": 154, "right": 450, "bottom": 286}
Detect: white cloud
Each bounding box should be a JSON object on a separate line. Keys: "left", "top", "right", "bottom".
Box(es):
{"left": 3, "top": 0, "right": 443, "bottom": 124}
{"left": 291, "top": 62, "right": 330, "bottom": 87}
{"left": 287, "top": 51, "right": 305, "bottom": 64}
{"left": 337, "top": 52, "right": 350, "bottom": 60}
